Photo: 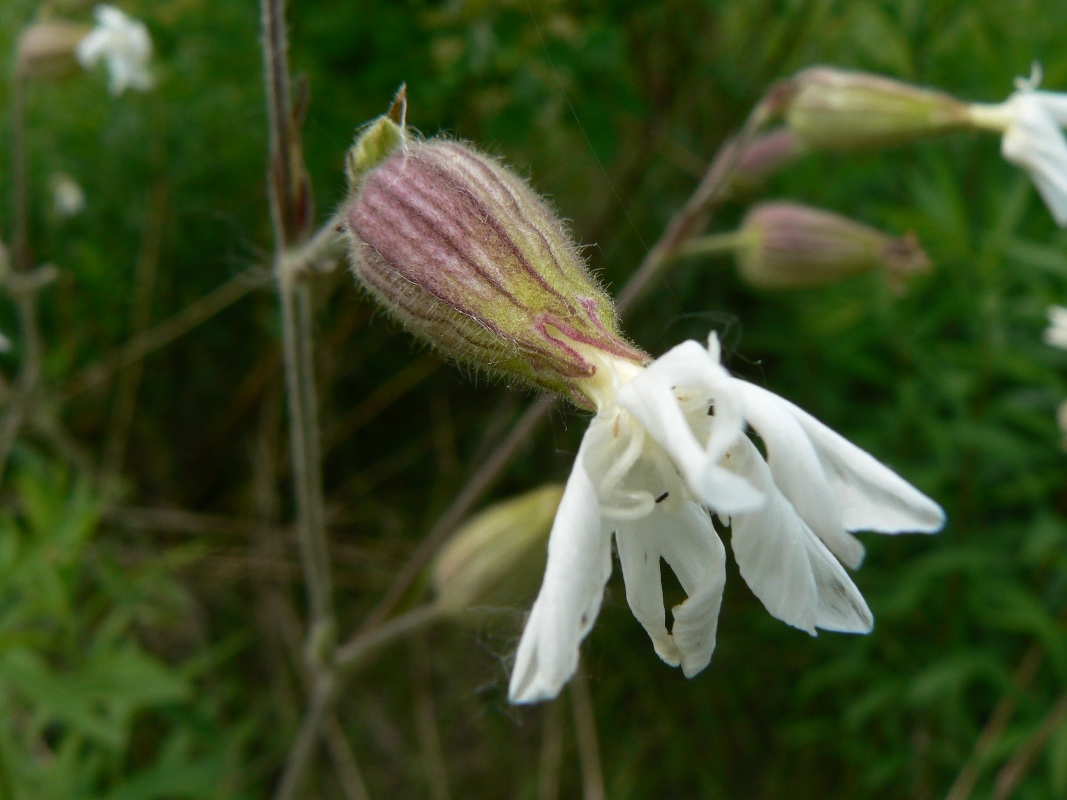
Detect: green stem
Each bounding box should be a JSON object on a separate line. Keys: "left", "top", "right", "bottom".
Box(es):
{"left": 259, "top": 0, "right": 335, "bottom": 651}
{"left": 672, "top": 229, "right": 749, "bottom": 260}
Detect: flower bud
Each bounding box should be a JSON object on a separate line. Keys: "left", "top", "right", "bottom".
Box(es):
{"left": 344, "top": 137, "right": 645, "bottom": 405}
{"left": 433, "top": 484, "right": 564, "bottom": 617}
{"left": 736, "top": 202, "right": 931, "bottom": 290}
{"left": 16, "top": 21, "right": 92, "bottom": 82}
{"left": 785, "top": 67, "right": 971, "bottom": 150}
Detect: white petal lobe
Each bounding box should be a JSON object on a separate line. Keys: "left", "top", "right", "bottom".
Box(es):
{"left": 728, "top": 438, "right": 873, "bottom": 635}
{"left": 616, "top": 502, "right": 727, "bottom": 678}
{"left": 732, "top": 380, "right": 866, "bottom": 569}
{"left": 744, "top": 385, "right": 945, "bottom": 534}
{"left": 508, "top": 431, "right": 614, "bottom": 704}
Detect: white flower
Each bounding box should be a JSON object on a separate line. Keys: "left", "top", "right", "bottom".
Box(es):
{"left": 75, "top": 5, "right": 153, "bottom": 96}
{"left": 50, "top": 173, "right": 86, "bottom": 218}
{"left": 508, "top": 334, "right": 945, "bottom": 704}
{"left": 1044, "top": 305, "right": 1067, "bottom": 350}
{"left": 970, "top": 66, "right": 1067, "bottom": 227}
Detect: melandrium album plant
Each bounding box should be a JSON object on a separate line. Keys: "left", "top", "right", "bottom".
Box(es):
{"left": 12, "top": 1, "right": 1067, "bottom": 791}
{"left": 342, "top": 101, "right": 946, "bottom": 705}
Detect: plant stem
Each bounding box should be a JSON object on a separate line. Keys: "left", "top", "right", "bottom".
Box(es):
{"left": 615, "top": 97, "right": 773, "bottom": 315}
{"left": 945, "top": 645, "right": 1043, "bottom": 800}
{"left": 569, "top": 659, "right": 604, "bottom": 800}
{"left": 274, "top": 666, "right": 340, "bottom": 800}
{"left": 259, "top": 0, "right": 335, "bottom": 653}
{"left": 61, "top": 205, "right": 345, "bottom": 403}
{"left": 336, "top": 604, "right": 442, "bottom": 672}
{"left": 538, "top": 698, "right": 564, "bottom": 800}
{"left": 672, "top": 230, "right": 750, "bottom": 260}
{"left": 274, "top": 603, "right": 442, "bottom": 800}
{"left": 992, "top": 688, "right": 1067, "bottom": 800}
{"left": 359, "top": 395, "right": 554, "bottom": 630}
{"left": 0, "top": 76, "right": 44, "bottom": 486}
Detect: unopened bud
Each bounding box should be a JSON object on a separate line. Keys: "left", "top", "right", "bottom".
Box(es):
{"left": 344, "top": 133, "right": 645, "bottom": 406}
{"left": 16, "top": 21, "right": 92, "bottom": 81}
{"left": 433, "top": 484, "right": 564, "bottom": 616}
{"left": 785, "top": 67, "right": 971, "bottom": 150}
{"left": 736, "top": 202, "right": 931, "bottom": 290}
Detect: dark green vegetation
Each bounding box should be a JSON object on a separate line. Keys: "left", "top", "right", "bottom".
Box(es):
{"left": 2, "top": 0, "right": 1066, "bottom": 797}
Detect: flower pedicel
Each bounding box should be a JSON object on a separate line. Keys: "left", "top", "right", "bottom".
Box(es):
{"left": 342, "top": 97, "right": 945, "bottom": 704}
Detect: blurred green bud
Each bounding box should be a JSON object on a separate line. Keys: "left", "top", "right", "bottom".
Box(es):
{"left": 785, "top": 67, "right": 971, "bottom": 150}
{"left": 735, "top": 201, "right": 931, "bottom": 291}
{"left": 16, "top": 21, "right": 92, "bottom": 82}
{"left": 433, "top": 484, "right": 564, "bottom": 617}
{"left": 343, "top": 108, "right": 645, "bottom": 406}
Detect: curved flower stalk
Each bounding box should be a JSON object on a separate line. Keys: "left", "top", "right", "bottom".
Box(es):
{"left": 341, "top": 105, "right": 945, "bottom": 706}
{"left": 508, "top": 334, "right": 944, "bottom": 703}
{"left": 75, "top": 5, "right": 153, "bottom": 96}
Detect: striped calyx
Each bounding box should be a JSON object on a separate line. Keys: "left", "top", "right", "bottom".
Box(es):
{"left": 344, "top": 140, "right": 646, "bottom": 406}
{"left": 785, "top": 67, "right": 972, "bottom": 150}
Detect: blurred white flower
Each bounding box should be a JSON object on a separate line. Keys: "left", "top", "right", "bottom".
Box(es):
{"left": 50, "top": 173, "right": 86, "bottom": 217}
{"left": 75, "top": 5, "right": 153, "bottom": 96}
{"left": 970, "top": 65, "right": 1067, "bottom": 227}
{"left": 1043, "top": 305, "right": 1067, "bottom": 447}
{"left": 508, "top": 334, "right": 945, "bottom": 704}
{"left": 1044, "top": 305, "right": 1067, "bottom": 350}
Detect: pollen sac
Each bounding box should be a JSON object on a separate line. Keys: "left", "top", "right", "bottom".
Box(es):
{"left": 737, "top": 201, "right": 931, "bottom": 291}
{"left": 344, "top": 138, "right": 645, "bottom": 404}
{"left": 785, "top": 67, "right": 971, "bottom": 150}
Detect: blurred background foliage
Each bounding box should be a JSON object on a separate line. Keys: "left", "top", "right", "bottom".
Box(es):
{"left": 1, "top": 0, "right": 1066, "bottom": 797}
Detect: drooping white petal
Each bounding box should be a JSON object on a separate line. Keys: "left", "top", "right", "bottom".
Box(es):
{"left": 616, "top": 501, "right": 727, "bottom": 677}
{"left": 509, "top": 430, "right": 615, "bottom": 704}
{"left": 731, "top": 380, "right": 865, "bottom": 569}
{"left": 617, "top": 339, "right": 762, "bottom": 513}
{"left": 736, "top": 382, "right": 944, "bottom": 534}
{"left": 1034, "top": 90, "right": 1067, "bottom": 126}
{"left": 728, "top": 438, "right": 874, "bottom": 635}
{"left": 1002, "top": 92, "right": 1067, "bottom": 227}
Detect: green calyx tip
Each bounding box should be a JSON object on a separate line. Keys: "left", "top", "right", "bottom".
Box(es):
{"left": 345, "top": 84, "right": 408, "bottom": 191}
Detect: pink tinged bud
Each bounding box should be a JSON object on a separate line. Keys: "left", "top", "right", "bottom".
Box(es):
{"left": 345, "top": 140, "right": 645, "bottom": 406}
{"left": 737, "top": 202, "right": 931, "bottom": 290}
{"left": 785, "top": 67, "right": 971, "bottom": 150}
